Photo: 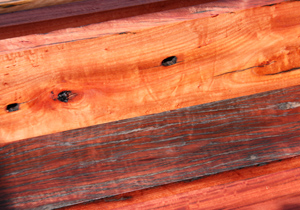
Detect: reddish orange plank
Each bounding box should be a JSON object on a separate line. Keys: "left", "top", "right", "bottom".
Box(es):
{"left": 61, "top": 157, "right": 300, "bottom": 210}
{"left": 0, "top": 0, "right": 288, "bottom": 52}
{"left": 0, "top": 0, "right": 212, "bottom": 28}
{"left": 114, "top": 164, "right": 300, "bottom": 210}
{"left": 1, "top": 1, "right": 300, "bottom": 142}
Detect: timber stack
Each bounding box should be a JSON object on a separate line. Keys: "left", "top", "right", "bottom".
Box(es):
{"left": 0, "top": 0, "right": 300, "bottom": 209}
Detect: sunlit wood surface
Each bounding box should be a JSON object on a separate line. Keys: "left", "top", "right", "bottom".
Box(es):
{"left": 1, "top": 0, "right": 299, "bottom": 143}
{"left": 0, "top": 0, "right": 299, "bottom": 209}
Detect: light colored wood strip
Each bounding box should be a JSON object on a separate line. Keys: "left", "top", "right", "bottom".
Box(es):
{"left": 0, "top": 0, "right": 84, "bottom": 14}
{"left": 0, "top": 1, "right": 299, "bottom": 143}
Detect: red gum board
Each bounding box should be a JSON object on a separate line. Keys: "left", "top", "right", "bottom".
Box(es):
{"left": 1, "top": 85, "right": 300, "bottom": 209}
{"left": 115, "top": 167, "right": 300, "bottom": 210}
{"left": 0, "top": 0, "right": 287, "bottom": 48}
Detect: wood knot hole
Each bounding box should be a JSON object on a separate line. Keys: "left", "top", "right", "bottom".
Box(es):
{"left": 161, "top": 56, "right": 177, "bottom": 66}
{"left": 6, "top": 103, "right": 19, "bottom": 112}
{"left": 57, "top": 91, "right": 76, "bottom": 103}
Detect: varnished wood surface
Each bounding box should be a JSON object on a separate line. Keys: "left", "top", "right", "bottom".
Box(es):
{"left": 1, "top": 1, "right": 300, "bottom": 143}
{"left": 0, "top": 0, "right": 83, "bottom": 14}
{"left": 1, "top": 85, "right": 300, "bottom": 209}
{"left": 60, "top": 156, "right": 300, "bottom": 210}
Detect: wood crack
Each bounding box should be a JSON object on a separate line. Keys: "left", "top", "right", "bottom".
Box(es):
{"left": 214, "top": 61, "right": 276, "bottom": 77}
{"left": 264, "top": 67, "right": 300, "bottom": 75}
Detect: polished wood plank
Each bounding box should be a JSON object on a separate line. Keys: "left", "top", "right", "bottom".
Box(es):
{"left": 1, "top": 85, "right": 300, "bottom": 209}
{"left": 1, "top": 1, "right": 300, "bottom": 142}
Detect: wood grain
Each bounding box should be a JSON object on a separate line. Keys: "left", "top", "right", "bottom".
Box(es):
{"left": 0, "top": 0, "right": 289, "bottom": 50}
{"left": 105, "top": 162, "right": 300, "bottom": 210}
{"left": 0, "top": 0, "right": 213, "bottom": 28}
{"left": 0, "top": 0, "right": 284, "bottom": 29}
{"left": 1, "top": 85, "right": 300, "bottom": 209}
{"left": 60, "top": 156, "right": 300, "bottom": 210}
{"left": 1, "top": 1, "right": 300, "bottom": 143}
{"left": 0, "top": 0, "right": 83, "bottom": 14}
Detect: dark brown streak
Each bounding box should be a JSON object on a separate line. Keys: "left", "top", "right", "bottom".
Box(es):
{"left": 262, "top": 3, "right": 278, "bottom": 7}
{"left": 103, "top": 195, "right": 133, "bottom": 202}
{"left": 0, "top": 5, "right": 16, "bottom": 8}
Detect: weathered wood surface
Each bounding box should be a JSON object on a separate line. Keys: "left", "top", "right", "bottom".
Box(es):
{"left": 0, "top": 0, "right": 211, "bottom": 28}
{"left": 1, "top": 85, "right": 300, "bottom": 209}
{"left": 0, "top": 0, "right": 290, "bottom": 50}
{"left": 0, "top": 0, "right": 284, "bottom": 29}
{"left": 1, "top": 0, "right": 300, "bottom": 143}
{"left": 60, "top": 157, "right": 300, "bottom": 210}
{"left": 0, "top": 0, "right": 83, "bottom": 14}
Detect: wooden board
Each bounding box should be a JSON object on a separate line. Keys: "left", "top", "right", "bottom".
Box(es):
{"left": 0, "top": 0, "right": 291, "bottom": 50}
{"left": 1, "top": 85, "right": 300, "bottom": 209}
{"left": 100, "top": 161, "right": 300, "bottom": 210}
{"left": 60, "top": 156, "right": 300, "bottom": 210}
{"left": 1, "top": 0, "right": 300, "bottom": 143}
{"left": 1, "top": 0, "right": 300, "bottom": 209}
{"left": 0, "top": 0, "right": 284, "bottom": 28}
